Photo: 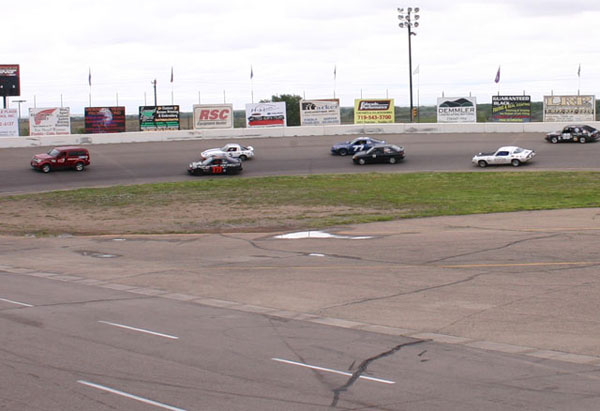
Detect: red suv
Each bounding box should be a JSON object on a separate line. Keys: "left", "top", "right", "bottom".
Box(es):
{"left": 31, "top": 146, "right": 91, "bottom": 173}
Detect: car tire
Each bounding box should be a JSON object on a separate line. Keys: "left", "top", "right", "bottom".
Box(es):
{"left": 511, "top": 159, "right": 521, "bottom": 167}
{"left": 358, "top": 158, "right": 366, "bottom": 165}
{"left": 550, "top": 137, "right": 558, "bottom": 144}
{"left": 239, "top": 155, "right": 247, "bottom": 161}
{"left": 478, "top": 160, "right": 487, "bottom": 168}
{"left": 579, "top": 137, "right": 586, "bottom": 143}
{"left": 41, "top": 164, "right": 51, "bottom": 173}
{"left": 338, "top": 148, "right": 348, "bottom": 156}
{"left": 389, "top": 157, "right": 397, "bottom": 164}
{"left": 74, "top": 162, "right": 85, "bottom": 171}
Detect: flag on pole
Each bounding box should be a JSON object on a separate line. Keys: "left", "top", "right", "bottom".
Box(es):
{"left": 413, "top": 65, "right": 420, "bottom": 75}
{"left": 170, "top": 66, "right": 174, "bottom": 83}
{"left": 88, "top": 68, "right": 91, "bottom": 86}
{"left": 577, "top": 63, "right": 581, "bottom": 78}
{"left": 250, "top": 65, "right": 254, "bottom": 79}
{"left": 494, "top": 66, "right": 501, "bottom": 83}
{"left": 334, "top": 65, "right": 337, "bottom": 80}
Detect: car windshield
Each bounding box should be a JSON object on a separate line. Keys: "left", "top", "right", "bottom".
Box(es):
{"left": 47, "top": 148, "right": 60, "bottom": 157}
{"left": 583, "top": 126, "right": 596, "bottom": 132}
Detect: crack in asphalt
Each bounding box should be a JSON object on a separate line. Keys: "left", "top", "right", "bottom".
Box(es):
{"left": 425, "top": 232, "right": 564, "bottom": 264}
{"left": 330, "top": 339, "right": 427, "bottom": 408}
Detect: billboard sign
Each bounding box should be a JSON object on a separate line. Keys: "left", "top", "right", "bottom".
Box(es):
{"left": 300, "top": 99, "right": 341, "bottom": 126}
{"left": 245, "top": 102, "right": 286, "bottom": 127}
{"left": 492, "top": 95, "right": 531, "bottom": 122}
{"left": 193, "top": 104, "right": 234, "bottom": 129}
{"left": 84, "top": 107, "right": 126, "bottom": 133}
{"left": 0, "top": 65, "right": 20, "bottom": 96}
{"left": 29, "top": 107, "right": 71, "bottom": 136}
{"left": 543, "top": 95, "right": 595, "bottom": 122}
{"left": 139, "top": 105, "right": 180, "bottom": 131}
{"left": 0, "top": 108, "right": 18, "bottom": 137}
{"left": 437, "top": 97, "right": 477, "bottom": 123}
{"left": 353, "top": 99, "right": 394, "bottom": 123}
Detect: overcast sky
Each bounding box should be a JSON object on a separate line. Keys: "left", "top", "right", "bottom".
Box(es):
{"left": 4, "top": 0, "right": 600, "bottom": 114}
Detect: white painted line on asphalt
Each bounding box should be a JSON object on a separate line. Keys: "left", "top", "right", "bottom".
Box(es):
{"left": 77, "top": 380, "right": 186, "bottom": 411}
{"left": 272, "top": 358, "right": 395, "bottom": 384}
{"left": 98, "top": 321, "right": 179, "bottom": 340}
{"left": 0, "top": 297, "right": 33, "bottom": 307}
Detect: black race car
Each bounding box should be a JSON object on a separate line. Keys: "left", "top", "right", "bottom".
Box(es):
{"left": 545, "top": 125, "right": 599, "bottom": 144}
{"left": 352, "top": 144, "right": 405, "bottom": 165}
{"left": 187, "top": 156, "right": 242, "bottom": 176}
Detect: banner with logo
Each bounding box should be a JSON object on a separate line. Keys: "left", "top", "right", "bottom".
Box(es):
{"left": 437, "top": 97, "right": 477, "bottom": 123}
{"left": 543, "top": 95, "right": 595, "bottom": 122}
{"left": 139, "top": 105, "right": 180, "bottom": 131}
{"left": 193, "top": 104, "right": 234, "bottom": 129}
{"left": 245, "top": 102, "right": 286, "bottom": 127}
{"left": 300, "top": 99, "right": 341, "bottom": 126}
{"left": 492, "top": 96, "right": 531, "bottom": 122}
{"left": 0, "top": 65, "right": 20, "bottom": 96}
{"left": 354, "top": 99, "right": 394, "bottom": 123}
{"left": 84, "top": 107, "right": 126, "bottom": 133}
{"left": 29, "top": 107, "right": 71, "bottom": 136}
{"left": 0, "top": 108, "right": 18, "bottom": 137}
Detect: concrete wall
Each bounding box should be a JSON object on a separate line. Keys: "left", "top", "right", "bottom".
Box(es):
{"left": 1, "top": 121, "right": 599, "bottom": 149}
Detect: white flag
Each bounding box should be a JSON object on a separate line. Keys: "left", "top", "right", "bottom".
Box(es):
{"left": 413, "top": 65, "right": 419, "bottom": 75}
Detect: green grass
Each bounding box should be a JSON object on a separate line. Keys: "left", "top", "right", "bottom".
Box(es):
{"left": 6, "top": 171, "right": 600, "bottom": 219}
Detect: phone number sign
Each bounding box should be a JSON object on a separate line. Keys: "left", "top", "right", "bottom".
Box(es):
{"left": 354, "top": 99, "right": 395, "bottom": 124}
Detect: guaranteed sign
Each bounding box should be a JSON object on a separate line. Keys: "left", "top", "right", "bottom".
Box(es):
{"left": 492, "top": 96, "right": 531, "bottom": 122}
{"left": 354, "top": 99, "right": 394, "bottom": 123}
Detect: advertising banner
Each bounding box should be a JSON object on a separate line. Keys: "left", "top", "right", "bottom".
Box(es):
{"left": 0, "top": 108, "right": 18, "bottom": 137}
{"left": 353, "top": 99, "right": 394, "bottom": 123}
{"left": 300, "top": 99, "right": 341, "bottom": 126}
{"left": 492, "top": 96, "right": 531, "bottom": 122}
{"left": 84, "top": 107, "right": 126, "bottom": 133}
{"left": 0, "top": 65, "right": 20, "bottom": 96}
{"left": 193, "top": 104, "right": 234, "bottom": 129}
{"left": 437, "top": 97, "right": 477, "bottom": 123}
{"left": 29, "top": 107, "right": 71, "bottom": 136}
{"left": 139, "top": 105, "right": 180, "bottom": 131}
{"left": 245, "top": 102, "right": 286, "bottom": 127}
{"left": 543, "top": 95, "right": 595, "bottom": 122}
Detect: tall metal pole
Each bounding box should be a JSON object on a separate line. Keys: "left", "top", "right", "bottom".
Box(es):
{"left": 407, "top": 23, "right": 414, "bottom": 122}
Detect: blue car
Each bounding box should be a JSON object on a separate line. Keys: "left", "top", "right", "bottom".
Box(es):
{"left": 331, "top": 137, "right": 385, "bottom": 156}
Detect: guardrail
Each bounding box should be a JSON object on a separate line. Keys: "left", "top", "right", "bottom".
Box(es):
{"left": 1, "top": 121, "right": 598, "bottom": 148}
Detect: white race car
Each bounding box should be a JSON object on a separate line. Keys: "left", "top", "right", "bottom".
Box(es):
{"left": 201, "top": 143, "right": 254, "bottom": 161}
{"left": 472, "top": 146, "right": 535, "bottom": 167}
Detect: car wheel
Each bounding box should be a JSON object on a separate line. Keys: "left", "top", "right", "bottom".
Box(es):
{"left": 511, "top": 159, "right": 521, "bottom": 167}
{"left": 338, "top": 148, "right": 348, "bottom": 156}
{"left": 358, "top": 158, "right": 366, "bottom": 165}
{"left": 41, "top": 164, "right": 51, "bottom": 173}
{"left": 550, "top": 137, "right": 558, "bottom": 144}
{"left": 239, "top": 155, "right": 247, "bottom": 161}
{"left": 478, "top": 160, "right": 487, "bottom": 168}
{"left": 74, "top": 162, "right": 85, "bottom": 171}
{"left": 389, "top": 157, "right": 397, "bottom": 164}
{"left": 579, "top": 137, "right": 586, "bottom": 143}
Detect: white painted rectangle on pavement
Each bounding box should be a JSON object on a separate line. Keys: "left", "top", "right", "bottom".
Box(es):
{"left": 98, "top": 321, "right": 178, "bottom": 339}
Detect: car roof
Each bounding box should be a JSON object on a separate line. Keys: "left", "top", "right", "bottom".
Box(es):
{"left": 54, "top": 146, "right": 88, "bottom": 151}
{"left": 496, "top": 146, "right": 522, "bottom": 151}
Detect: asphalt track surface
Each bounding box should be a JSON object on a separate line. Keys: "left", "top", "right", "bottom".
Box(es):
{"left": 2, "top": 133, "right": 600, "bottom": 410}
{"left": 1, "top": 131, "right": 600, "bottom": 195}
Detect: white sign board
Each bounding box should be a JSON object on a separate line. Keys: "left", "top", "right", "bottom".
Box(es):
{"left": 29, "top": 107, "right": 71, "bottom": 136}
{"left": 245, "top": 102, "right": 286, "bottom": 128}
{"left": 193, "top": 104, "right": 234, "bottom": 129}
{"left": 300, "top": 99, "right": 341, "bottom": 126}
{"left": 0, "top": 108, "right": 18, "bottom": 137}
{"left": 543, "top": 95, "right": 595, "bottom": 122}
{"left": 437, "top": 97, "right": 477, "bottom": 123}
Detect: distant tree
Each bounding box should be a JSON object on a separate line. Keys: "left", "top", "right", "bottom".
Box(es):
{"left": 261, "top": 94, "right": 303, "bottom": 126}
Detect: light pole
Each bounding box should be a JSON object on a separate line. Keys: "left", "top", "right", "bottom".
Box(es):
{"left": 13, "top": 99, "right": 26, "bottom": 119}
{"left": 397, "top": 7, "right": 420, "bottom": 122}
{"left": 151, "top": 79, "right": 157, "bottom": 106}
